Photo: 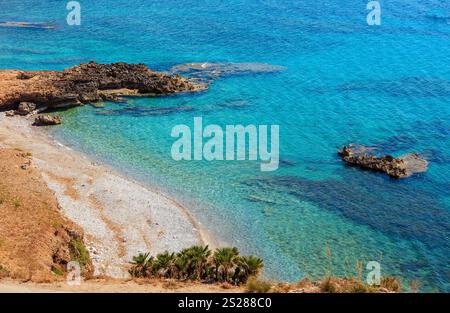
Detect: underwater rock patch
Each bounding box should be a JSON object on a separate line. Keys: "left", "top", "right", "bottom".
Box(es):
{"left": 0, "top": 21, "right": 56, "bottom": 29}
{"left": 242, "top": 174, "right": 450, "bottom": 251}
{"left": 170, "top": 62, "right": 286, "bottom": 82}
{"left": 96, "top": 105, "right": 195, "bottom": 117}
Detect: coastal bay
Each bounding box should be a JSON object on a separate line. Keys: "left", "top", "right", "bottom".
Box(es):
{"left": 0, "top": 113, "right": 214, "bottom": 278}
{"left": 0, "top": 0, "right": 449, "bottom": 292}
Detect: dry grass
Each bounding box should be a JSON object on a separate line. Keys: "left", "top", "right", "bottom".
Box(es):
{"left": 246, "top": 277, "right": 272, "bottom": 293}
{"left": 380, "top": 276, "right": 402, "bottom": 292}
{"left": 260, "top": 276, "right": 403, "bottom": 294}
{"left": 162, "top": 280, "right": 179, "bottom": 290}
{"left": 0, "top": 148, "right": 92, "bottom": 282}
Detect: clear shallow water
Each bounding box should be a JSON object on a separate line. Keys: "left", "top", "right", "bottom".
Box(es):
{"left": 1, "top": 0, "right": 449, "bottom": 291}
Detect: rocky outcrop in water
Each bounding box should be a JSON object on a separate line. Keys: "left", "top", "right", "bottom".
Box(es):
{"left": 338, "top": 144, "right": 428, "bottom": 178}
{"left": 0, "top": 61, "right": 207, "bottom": 112}
{"left": 33, "top": 115, "right": 62, "bottom": 126}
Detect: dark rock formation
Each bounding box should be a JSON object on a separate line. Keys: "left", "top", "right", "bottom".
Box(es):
{"left": 0, "top": 61, "right": 207, "bottom": 113}
{"left": 16, "top": 102, "right": 37, "bottom": 116}
{"left": 338, "top": 144, "right": 428, "bottom": 178}
{"left": 33, "top": 115, "right": 62, "bottom": 126}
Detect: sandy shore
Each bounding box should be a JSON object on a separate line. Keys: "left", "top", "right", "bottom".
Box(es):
{"left": 0, "top": 113, "right": 215, "bottom": 278}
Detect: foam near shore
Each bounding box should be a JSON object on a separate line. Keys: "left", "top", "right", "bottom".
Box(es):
{"left": 0, "top": 113, "right": 214, "bottom": 278}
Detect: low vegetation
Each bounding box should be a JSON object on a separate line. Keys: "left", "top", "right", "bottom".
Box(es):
{"left": 320, "top": 276, "right": 404, "bottom": 293}
{"left": 129, "top": 246, "right": 403, "bottom": 293}
{"left": 0, "top": 265, "right": 10, "bottom": 279}
{"left": 246, "top": 277, "right": 272, "bottom": 293}
{"left": 129, "top": 246, "right": 264, "bottom": 286}
{"left": 70, "top": 238, "right": 91, "bottom": 270}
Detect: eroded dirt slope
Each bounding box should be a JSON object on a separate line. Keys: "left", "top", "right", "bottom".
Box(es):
{"left": 0, "top": 148, "right": 92, "bottom": 282}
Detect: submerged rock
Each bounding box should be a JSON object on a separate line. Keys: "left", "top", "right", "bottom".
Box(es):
{"left": 216, "top": 99, "right": 251, "bottom": 109}
{"left": 33, "top": 115, "right": 62, "bottom": 126}
{"left": 170, "top": 62, "right": 286, "bottom": 82}
{"left": 0, "top": 21, "right": 56, "bottom": 29}
{"left": 338, "top": 144, "right": 428, "bottom": 178}
{"left": 96, "top": 105, "right": 195, "bottom": 117}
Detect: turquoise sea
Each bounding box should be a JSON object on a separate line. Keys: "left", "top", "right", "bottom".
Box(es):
{"left": 1, "top": 1, "right": 449, "bottom": 291}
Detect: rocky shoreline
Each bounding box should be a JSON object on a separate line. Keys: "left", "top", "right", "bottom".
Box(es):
{"left": 0, "top": 61, "right": 206, "bottom": 115}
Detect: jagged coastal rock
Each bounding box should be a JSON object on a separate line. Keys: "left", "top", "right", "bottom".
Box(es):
{"left": 33, "top": 115, "right": 62, "bottom": 126}
{"left": 338, "top": 144, "right": 428, "bottom": 178}
{"left": 0, "top": 61, "right": 207, "bottom": 112}
{"left": 16, "top": 102, "right": 37, "bottom": 115}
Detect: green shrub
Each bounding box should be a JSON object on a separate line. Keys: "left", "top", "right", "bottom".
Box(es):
{"left": 129, "top": 252, "right": 151, "bottom": 278}
{"left": 51, "top": 265, "right": 64, "bottom": 276}
{"left": 70, "top": 238, "right": 90, "bottom": 268}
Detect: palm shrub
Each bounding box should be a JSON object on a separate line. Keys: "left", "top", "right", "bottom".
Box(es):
{"left": 213, "top": 247, "right": 239, "bottom": 283}
{"left": 204, "top": 260, "right": 216, "bottom": 282}
{"left": 175, "top": 246, "right": 212, "bottom": 280}
{"left": 129, "top": 252, "right": 151, "bottom": 278}
{"left": 153, "top": 251, "right": 177, "bottom": 278}
{"left": 177, "top": 248, "right": 195, "bottom": 278}
{"left": 234, "top": 255, "right": 264, "bottom": 284}
{"left": 184, "top": 245, "right": 211, "bottom": 280}
{"left": 129, "top": 246, "right": 264, "bottom": 286}
{"left": 174, "top": 253, "right": 190, "bottom": 280}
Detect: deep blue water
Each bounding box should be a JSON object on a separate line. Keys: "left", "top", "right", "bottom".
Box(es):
{"left": 1, "top": 0, "right": 449, "bottom": 291}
